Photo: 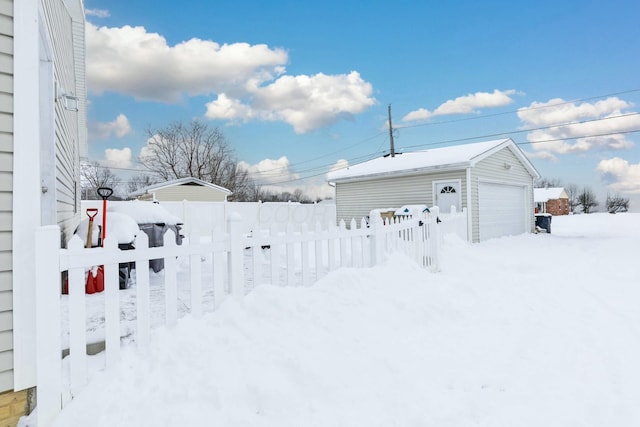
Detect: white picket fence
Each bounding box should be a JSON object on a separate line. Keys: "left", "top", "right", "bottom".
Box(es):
{"left": 33, "top": 206, "right": 462, "bottom": 426}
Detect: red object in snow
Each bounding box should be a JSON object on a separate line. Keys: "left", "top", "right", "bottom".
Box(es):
{"left": 85, "top": 266, "right": 104, "bottom": 294}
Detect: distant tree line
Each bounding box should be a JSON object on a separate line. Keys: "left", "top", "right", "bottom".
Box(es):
{"left": 535, "top": 177, "right": 629, "bottom": 214}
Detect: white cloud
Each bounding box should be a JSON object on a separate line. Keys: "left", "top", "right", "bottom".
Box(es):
{"left": 597, "top": 157, "right": 640, "bottom": 194}
{"left": 90, "top": 114, "right": 132, "bottom": 140}
{"left": 206, "top": 71, "right": 376, "bottom": 133}
{"left": 237, "top": 157, "right": 342, "bottom": 200}
{"left": 85, "top": 9, "right": 110, "bottom": 18}
{"left": 86, "top": 23, "right": 288, "bottom": 103}
{"left": 86, "top": 23, "right": 376, "bottom": 132}
{"left": 238, "top": 156, "right": 299, "bottom": 185}
{"left": 104, "top": 147, "right": 133, "bottom": 169}
{"left": 518, "top": 97, "right": 638, "bottom": 157}
{"left": 402, "top": 89, "right": 518, "bottom": 122}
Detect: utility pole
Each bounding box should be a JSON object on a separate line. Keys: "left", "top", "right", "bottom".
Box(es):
{"left": 388, "top": 104, "right": 395, "bottom": 157}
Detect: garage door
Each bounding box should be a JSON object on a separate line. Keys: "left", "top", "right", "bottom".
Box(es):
{"left": 479, "top": 182, "right": 527, "bottom": 241}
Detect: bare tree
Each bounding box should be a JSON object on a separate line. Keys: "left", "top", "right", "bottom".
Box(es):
{"left": 606, "top": 193, "right": 629, "bottom": 213}
{"left": 140, "top": 119, "right": 251, "bottom": 197}
{"left": 81, "top": 161, "right": 118, "bottom": 200}
{"left": 565, "top": 183, "right": 579, "bottom": 213}
{"left": 126, "top": 174, "right": 158, "bottom": 198}
{"left": 535, "top": 177, "right": 563, "bottom": 188}
{"left": 577, "top": 187, "right": 599, "bottom": 214}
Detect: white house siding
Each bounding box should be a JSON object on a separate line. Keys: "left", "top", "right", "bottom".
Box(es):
{"left": 0, "top": 0, "right": 13, "bottom": 392}
{"left": 470, "top": 146, "right": 535, "bottom": 243}
{"left": 335, "top": 170, "right": 466, "bottom": 224}
{"left": 141, "top": 184, "right": 230, "bottom": 202}
{"left": 42, "top": 0, "right": 83, "bottom": 244}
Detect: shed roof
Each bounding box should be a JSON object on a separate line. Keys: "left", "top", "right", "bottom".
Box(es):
{"left": 327, "top": 138, "right": 539, "bottom": 183}
{"left": 129, "top": 177, "right": 232, "bottom": 198}
{"left": 534, "top": 187, "right": 568, "bottom": 202}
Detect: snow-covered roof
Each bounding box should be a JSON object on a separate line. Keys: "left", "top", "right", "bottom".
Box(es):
{"left": 129, "top": 177, "right": 232, "bottom": 198}
{"left": 534, "top": 187, "right": 568, "bottom": 202}
{"left": 327, "top": 138, "right": 539, "bottom": 183}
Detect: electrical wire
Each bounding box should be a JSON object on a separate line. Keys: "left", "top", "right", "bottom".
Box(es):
{"left": 88, "top": 88, "right": 640, "bottom": 186}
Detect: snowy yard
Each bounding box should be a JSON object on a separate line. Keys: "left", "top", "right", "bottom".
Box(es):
{"left": 29, "top": 213, "right": 640, "bottom": 427}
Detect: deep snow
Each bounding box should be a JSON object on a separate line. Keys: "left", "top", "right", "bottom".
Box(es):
{"left": 27, "top": 213, "right": 640, "bottom": 426}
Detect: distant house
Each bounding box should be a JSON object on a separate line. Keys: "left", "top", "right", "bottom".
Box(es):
{"left": 534, "top": 187, "right": 570, "bottom": 215}
{"left": 129, "top": 177, "right": 232, "bottom": 202}
{"left": 1, "top": 0, "right": 87, "bottom": 422}
{"left": 327, "top": 138, "right": 540, "bottom": 242}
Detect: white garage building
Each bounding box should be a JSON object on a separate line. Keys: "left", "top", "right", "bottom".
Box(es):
{"left": 327, "top": 138, "right": 540, "bottom": 242}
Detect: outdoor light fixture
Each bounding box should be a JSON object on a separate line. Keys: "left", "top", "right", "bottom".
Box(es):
{"left": 56, "top": 85, "right": 79, "bottom": 112}
{"left": 503, "top": 163, "right": 512, "bottom": 170}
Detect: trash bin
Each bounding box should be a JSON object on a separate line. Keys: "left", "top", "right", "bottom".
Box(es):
{"left": 118, "top": 242, "right": 135, "bottom": 289}
{"left": 535, "top": 213, "right": 552, "bottom": 233}
{"left": 138, "top": 222, "right": 184, "bottom": 273}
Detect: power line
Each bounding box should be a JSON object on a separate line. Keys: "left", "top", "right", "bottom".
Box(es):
{"left": 398, "top": 111, "right": 640, "bottom": 151}
{"left": 88, "top": 88, "right": 640, "bottom": 186}
{"left": 396, "top": 88, "right": 640, "bottom": 130}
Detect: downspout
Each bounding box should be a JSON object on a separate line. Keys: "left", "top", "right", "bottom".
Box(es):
{"left": 466, "top": 167, "right": 473, "bottom": 242}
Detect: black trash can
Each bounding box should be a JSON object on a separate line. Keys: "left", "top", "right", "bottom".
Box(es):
{"left": 118, "top": 242, "right": 135, "bottom": 289}
{"left": 138, "top": 223, "right": 184, "bottom": 273}
{"left": 535, "top": 214, "right": 552, "bottom": 233}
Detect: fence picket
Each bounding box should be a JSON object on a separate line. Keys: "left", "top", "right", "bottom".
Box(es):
{"left": 339, "top": 220, "right": 348, "bottom": 268}
{"left": 135, "top": 232, "right": 151, "bottom": 351}
{"left": 164, "top": 229, "right": 178, "bottom": 327}
{"left": 269, "top": 223, "right": 280, "bottom": 286}
{"left": 301, "top": 222, "right": 310, "bottom": 286}
{"left": 314, "top": 222, "right": 324, "bottom": 281}
{"left": 103, "top": 236, "right": 120, "bottom": 368}
{"left": 212, "top": 228, "right": 226, "bottom": 308}
{"left": 286, "top": 222, "right": 295, "bottom": 286}
{"left": 190, "top": 232, "right": 203, "bottom": 319}
{"left": 328, "top": 221, "right": 337, "bottom": 272}
{"left": 67, "top": 236, "right": 88, "bottom": 395}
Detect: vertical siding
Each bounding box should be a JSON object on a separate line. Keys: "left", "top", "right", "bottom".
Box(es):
{"left": 42, "top": 0, "right": 83, "bottom": 244}
{"left": 335, "top": 170, "right": 466, "bottom": 224}
{"left": 470, "top": 146, "right": 535, "bottom": 242}
{"left": 0, "top": 0, "right": 13, "bottom": 392}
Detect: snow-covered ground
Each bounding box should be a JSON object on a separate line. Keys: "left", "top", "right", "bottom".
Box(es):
{"left": 29, "top": 213, "right": 640, "bottom": 426}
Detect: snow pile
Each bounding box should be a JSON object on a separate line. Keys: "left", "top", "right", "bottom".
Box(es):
{"left": 35, "top": 213, "right": 640, "bottom": 427}
{"left": 74, "top": 212, "right": 140, "bottom": 245}
{"left": 109, "top": 200, "right": 183, "bottom": 225}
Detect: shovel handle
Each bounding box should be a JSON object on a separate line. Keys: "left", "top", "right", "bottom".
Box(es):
{"left": 86, "top": 208, "right": 99, "bottom": 220}
{"left": 97, "top": 187, "right": 113, "bottom": 200}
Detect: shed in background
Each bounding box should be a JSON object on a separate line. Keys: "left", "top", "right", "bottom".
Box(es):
{"left": 129, "top": 177, "right": 232, "bottom": 202}
{"left": 327, "top": 138, "right": 540, "bottom": 242}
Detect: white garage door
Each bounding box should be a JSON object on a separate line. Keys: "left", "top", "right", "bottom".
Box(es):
{"left": 479, "top": 182, "right": 527, "bottom": 241}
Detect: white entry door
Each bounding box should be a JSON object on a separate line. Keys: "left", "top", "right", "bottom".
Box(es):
{"left": 434, "top": 181, "right": 461, "bottom": 213}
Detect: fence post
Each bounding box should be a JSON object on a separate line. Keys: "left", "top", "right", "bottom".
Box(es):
{"left": 190, "top": 231, "right": 203, "bottom": 319}
{"left": 369, "top": 213, "right": 384, "bottom": 266}
{"left": 164, "top": 228, "right": 178, "bottom": 327}
{"left": 35, "top": 226, "right": 63, "bottom": 427}
{"left": 227, "top": 212, "right": 245, "bottom": 298}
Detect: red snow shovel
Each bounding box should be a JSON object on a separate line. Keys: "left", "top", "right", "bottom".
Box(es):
{"left": 63, "top": 208, "right": 103, "bottom": 294}
{"left": 85, "top": 208, "right": 99, "bottom": 248}
{"left": 84, "top": 207, "right": 104, "bottom": 294}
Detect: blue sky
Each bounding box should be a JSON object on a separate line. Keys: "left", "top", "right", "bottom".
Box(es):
{"left": 83, "top": 0, "right": 640, "bottom": 207}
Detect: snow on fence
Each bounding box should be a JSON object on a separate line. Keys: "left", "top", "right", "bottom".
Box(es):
{"left": 34, "top": 207, "right": 447, "bottom": 426}
{"left": 81, "top": 200, "right": 338, "bottom": 235}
